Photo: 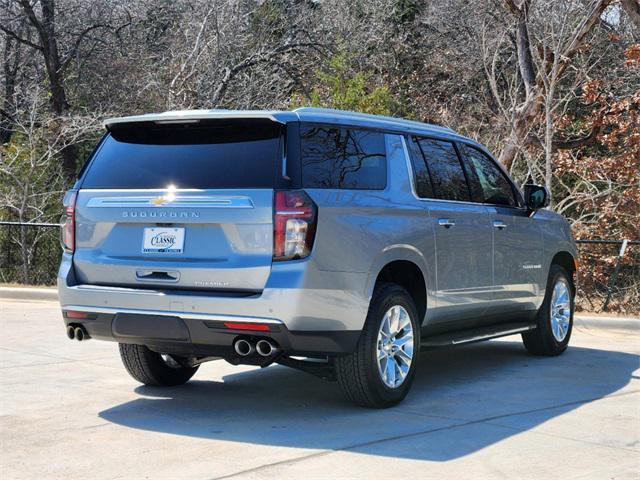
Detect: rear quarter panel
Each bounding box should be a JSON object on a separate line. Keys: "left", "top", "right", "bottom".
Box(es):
{"left": 304, "top": 134, "right": 436, "bottom": 322}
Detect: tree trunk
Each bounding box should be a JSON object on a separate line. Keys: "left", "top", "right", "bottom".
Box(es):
{"left": 1, "top": 35, "right": 20, "bottom": 144}
{"left": 544, "top": 97, "right": 554, "bottom": 199}
{"left": 497, "top": 93, "right": 543, "bottom": 170}
{"left": 498, "top": 0, "right": 612, "bottom": 169}
{"left": 621, "top": 0, "right": 640, "bottom": 28}
{"left": 19, "top": 0, "right": 77, "bottom": 179}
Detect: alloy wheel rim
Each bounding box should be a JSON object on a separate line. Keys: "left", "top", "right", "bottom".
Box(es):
{"left": 376, "top": 305, "right": 414, "bottom": 388}
{"left": 550, "top": 279, "right": 571, "bottom": 342}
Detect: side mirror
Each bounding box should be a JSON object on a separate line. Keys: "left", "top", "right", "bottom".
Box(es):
{"left": 524, "top": 184, "right": 550, "bottom": 211}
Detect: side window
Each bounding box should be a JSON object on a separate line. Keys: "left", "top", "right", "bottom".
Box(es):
{"left": 407, "top": 137, "right": 434, "bottom": 198}
{"left": 301, "top": 125, "right": 387, "bottom": 189}
{"left": 460, "top": 145, "right": 517, "bottom": 207}
{"left": 416, "top": 138, "right": 470, "bottom": 202}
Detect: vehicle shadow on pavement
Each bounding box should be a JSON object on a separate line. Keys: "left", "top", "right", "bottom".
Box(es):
{"left": 99, "top": 340, "right": 638, "bottom": 462}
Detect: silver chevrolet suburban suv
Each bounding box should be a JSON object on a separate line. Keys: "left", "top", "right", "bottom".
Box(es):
{"left": 58, "top": 107, "right": 578, "bottom": 408}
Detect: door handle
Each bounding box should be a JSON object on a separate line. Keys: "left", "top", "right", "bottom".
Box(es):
{"left": 438, "top": 218, "right": 456, "bottom": 228}
{"left": 493, "top": 220, "right": 507, "bottom": 230}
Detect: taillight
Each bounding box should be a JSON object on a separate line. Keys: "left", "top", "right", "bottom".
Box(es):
{"left": 273, "top": 190, "right": 317, "bottom": 261}
{"left": 61, "top": 191, "right": 77, "bottom": 253}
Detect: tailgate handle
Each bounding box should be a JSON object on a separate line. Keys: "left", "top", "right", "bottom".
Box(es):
{"left": 136, "top": 270, "right": 180, "bottom": 282}
{"left": 438, "top": 218, "right": 456, "bottom": 228}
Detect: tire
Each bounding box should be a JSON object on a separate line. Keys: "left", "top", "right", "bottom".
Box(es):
{"left": 335, "top": 283, "right": 420, "bottom": 408}
{"left": 118, "top": 343, "right": 199, "bottom": 386}
{"left": 522, "top": 264, "right": 574, "bottom": 356}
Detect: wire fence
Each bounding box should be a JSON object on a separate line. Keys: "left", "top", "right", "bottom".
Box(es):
{"left": 0, "top": 221, "right": 61, "bottom": 286}
{"left": 574, "top": 239, "right": 639, "bottom": 314}
{"left": 0, "top": 221, "right": 638, "bottom": 313}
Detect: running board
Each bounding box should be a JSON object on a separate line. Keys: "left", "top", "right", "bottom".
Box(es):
{"left": 421, "top": 321, "right": 537, "bottom": 348}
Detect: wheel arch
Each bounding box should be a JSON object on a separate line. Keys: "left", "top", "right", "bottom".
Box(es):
{"left": 366, "top": 245, "right": 431, "bottom": 324}
{"left": 550, "top": 250, "right": 577, "bottom": 295}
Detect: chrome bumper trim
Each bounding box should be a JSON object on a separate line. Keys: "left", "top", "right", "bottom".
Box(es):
{"left": 62, "top": 305, "right": 283, "bottom": 325}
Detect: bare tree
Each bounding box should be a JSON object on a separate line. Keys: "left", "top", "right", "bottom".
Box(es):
{"left": 0, "top": 0, "right": 119, "bottom": 177}
{"left": 1, "top": 25, "right": 25, "bottom": 144}
{"left": 495, "top": 0, "right": 613, "bottom": 170}
{"left": 0, "top": 85, "right": 100, "bottom": 281}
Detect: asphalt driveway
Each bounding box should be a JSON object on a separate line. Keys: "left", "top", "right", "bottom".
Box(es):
{"left": 1, "top": 298, "right": 638, "bottom": 479}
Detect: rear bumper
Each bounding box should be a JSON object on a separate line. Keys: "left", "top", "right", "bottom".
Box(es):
{"left": 62, "top": 308, "right": 360, "bottom": 357}
{"left": 57, "top": 254, "right": 368, "bottom": 356}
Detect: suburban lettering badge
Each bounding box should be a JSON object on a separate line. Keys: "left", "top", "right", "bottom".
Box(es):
{"left": 122, "top": 210, "right": 199, "bottom": 218}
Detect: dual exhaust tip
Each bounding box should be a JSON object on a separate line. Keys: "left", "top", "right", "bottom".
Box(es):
{"left": 234, "top": 338, "right": 279, "bottom": 357}
{"left": 66, "top": 325, "right": 88, "bottom": 341}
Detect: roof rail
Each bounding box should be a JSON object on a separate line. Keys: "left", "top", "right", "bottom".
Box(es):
{"left": 292, "top": 107, "right": 455, "bottom": 133}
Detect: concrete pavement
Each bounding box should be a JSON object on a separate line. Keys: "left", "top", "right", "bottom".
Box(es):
{"left": 1, "top": 298, "right": 638, "bottom": 479}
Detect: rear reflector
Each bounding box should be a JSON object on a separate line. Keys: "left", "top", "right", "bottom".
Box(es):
{"left": 223, "top": 322, "right": 271, "bottom": 331}
{"left": 64, "top": 310, "right": 90, "bottom": 319}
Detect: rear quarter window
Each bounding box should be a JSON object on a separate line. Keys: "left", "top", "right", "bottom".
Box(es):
{"left": 416, "top": 138, "right": 470, "bottom": 202}
{"left": 407, "top": 137, "right": 434, "bottom": 198}
{"left": 81, "top": 119, "right": 282, "bottom": 189}
{"left": 300, "top": 125, "right": 387, "bottom": 190}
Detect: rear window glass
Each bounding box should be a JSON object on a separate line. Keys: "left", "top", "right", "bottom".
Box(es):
{"left": 81, "top": 120, "right": 282, "bottom": 189}
{"left": 416, "top": 138, "right": 470, "bottom": 202}
{"left": 301, "top": 125, "right": 387, "bottom": 189}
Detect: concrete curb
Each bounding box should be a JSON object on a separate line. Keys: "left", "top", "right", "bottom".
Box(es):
{"left": 0, "top": 286, "right": 58, "bottom": 302}
{"left": 574, "top": 314, "right": 639, "bottom": 331}
{"left": 0, "top": 286, "right": 638, "bottom": 330}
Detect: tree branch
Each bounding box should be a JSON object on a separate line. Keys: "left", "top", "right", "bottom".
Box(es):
{"left": 553, "top": 124, "right": 602, "bottom": 150}
{"left": 0, "top": 24, "right": 42, "bottom": 51}
{"left": 60, "top": 23, "right": 107, "bottom": 72}
{"left": 211, "top": 41, "right": 322, "bottom": 106}
{"left": 561, "top": 0, "right": 613, "bottom": 66}
{"left": 528, "top": 122, "right": 602, "bottom": 151}
{"left": 621, "top": 0, "right": 640, "bottom": 29}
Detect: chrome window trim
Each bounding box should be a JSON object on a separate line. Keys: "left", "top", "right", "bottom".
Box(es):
{"left": 400, "top": 135, "right": 421, "bottom": 201}
{"left": 400, "top": 136, "right": 529, "bottom": 211}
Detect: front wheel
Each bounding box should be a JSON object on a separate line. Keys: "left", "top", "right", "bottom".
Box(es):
{"left": 119, "top": 344, "right": 199, "bottom": 386}
{"left": 335, "top": 283, "right": 420, "bottom": 408}
{"left": 522, "top": 264, "right": 574, "bottom": 356}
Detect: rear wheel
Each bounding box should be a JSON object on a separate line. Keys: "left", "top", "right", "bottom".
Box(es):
{"left": 335, "top": 283, "right": 420, "bottom": 408}
{"left": 119, "top": 343, "right": 199, "bottom": 386}
{"left": 522, "top": 264, "right": 574, "bottom": 356}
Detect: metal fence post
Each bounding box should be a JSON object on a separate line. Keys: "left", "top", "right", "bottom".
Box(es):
{"left": 602, "top": 239, "right": 628, "bottom": 312}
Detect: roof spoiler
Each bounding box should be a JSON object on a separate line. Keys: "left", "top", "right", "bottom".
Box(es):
{"left": 103, "top": 110, "right": 285, "bottom": 129}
